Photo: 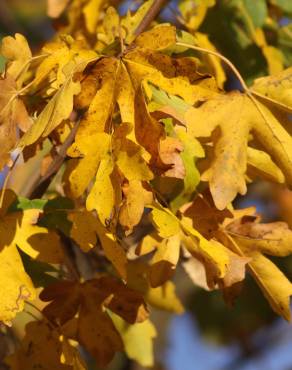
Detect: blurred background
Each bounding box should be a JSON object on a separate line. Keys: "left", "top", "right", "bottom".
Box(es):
{"left": 0, "top": 0, "right": 292, "bottom": 369}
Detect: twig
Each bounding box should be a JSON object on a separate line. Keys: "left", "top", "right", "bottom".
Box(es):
{"left": 176, "top": 41, "right": 290, "bottom": 163}
{"left": 176, "top": 42, "right": 249, "bottom": 92}
{"left": 26, "top": 119, "right": 80, "bottom": 199}
{"left": 134, "top": 0, "right": 168, "bottom": 36}
{"left": 60, "top": 234, "right": 80, "bottom": 281}
{"left": 0, "top": 153, "right": 20, "bottom": 209}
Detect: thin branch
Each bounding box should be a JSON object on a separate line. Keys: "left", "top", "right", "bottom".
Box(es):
{"left": 175, "top": 42, "right": 249, "bottom": 93}
{"left": 0, "top": 153, "right": 20, "bottom": 209}
{"left": 134, "top": 0, "right": 168, "bottom": 36}
{"left": 175, "top": 41, "right": 290, "bottom": 160}
{"left": 60, "top": 234, "right": 80, "bottom": 281}
{"left": 26, "top": 119, "right": 80, "bottom": 199}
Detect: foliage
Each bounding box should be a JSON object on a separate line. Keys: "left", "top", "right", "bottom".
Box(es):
{"left": 0, "top": 0, "right": 292, "bottom": 368}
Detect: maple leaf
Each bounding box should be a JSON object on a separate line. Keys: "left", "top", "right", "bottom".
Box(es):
{"left": 0, "top": 190, "right": 64, "bottom": 323}
{"left": 2, "top": 1, "right": 292, "bottom": 366}
{"left": 18, "top": 77, "right": 80, "bottom": 149}
{"left": 185, "top": 90, "right": 292, "bottom": 209}
{"left": 119, "top": 180, "right": 153, "bottom": 233}
{"left": 0, "top": 33, "right": 32, "bottom": 86}
{"left": 0, "top": 191, "right": 64, "bottom": 264}
{"left": 32, "top": 36, "right": 97, "bottom": 90}
{"left": 68, "top": 210, "right": 127, "bottom": 279}
{"left": 0, "top": 243, "right": 35, "bottom": 325}
{"left": 40, "top": 277, "right": 148, "bottom": 366}
{"left": 61, "top": 21, "right": 216, "bottom": 227}
{"left": 16, "top": 38, "right": 97, "bottom": 149}
{"left": 152, "top": 77, "right": 292, "bottom": 210}
{"left": 6, "top": 321, "right": 71, "bottom": 370}
{"left": 137, "top": 232, "right": 180, "bottom": 288}
{"left": 251, "top": 66, "right": 292, "bottom": 112}
{"left": 148, "top": 204, "right": 249, "bottom": 289}
{"left": 218, "top": 211, "right": 292, "bottom": 320}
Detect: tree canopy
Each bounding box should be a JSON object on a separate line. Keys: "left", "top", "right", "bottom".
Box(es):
{"left": 0, "top": 0, "right": 292, "bottom": 368}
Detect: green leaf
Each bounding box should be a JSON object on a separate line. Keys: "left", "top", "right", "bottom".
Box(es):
{"left": 149, "top": 83, "right": 190, "bottom": 117}
{"left": 271, "top": 0, "right": 292, "bottom": 14}
{"left": 8, "top": 196, "right": 74, "bottom": 212}
{"left": 20, "top": 252, "right": 59, "bottom": 288}
{"left": 242, "top": 0, "right": 268, "bottom": 28}
{"left": 171, "top": 130, "right": 204, "bottom": 211}
{"left": 8, "top": 197, "right": 47, "bottom": 212}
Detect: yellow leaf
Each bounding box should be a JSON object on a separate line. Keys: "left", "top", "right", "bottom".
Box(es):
{"left": 181, "top": 218, "right": 230, "bottom": 280}
{"left": 150, "top": 205, "right": 231, "bottom": 283}
{"left": 102, "top": 6, "right": 120, "bottom": 44}
{"left": 125, "top": 52, "right": 216, "bottom": 105}
{"left": 249, "top": 254, "right": 292, "bottom": 321}
{"left": 47, "top": 0, "right": 71, "bottom": 18}
{"left": 149, "top": 234, "right": 181, "bottom": 287}
{"left": 135, "top": 25, "right": 177, "bottom": 51}
{"left": 83, "top": 0, "right": 104, "bottom": 34}
{"left": 68, "top": 211, "right": 98, "bottom": 252}
{"left": 75, "top": 58, "right": 118, "bottom": 136}
{"left": 114, "top": 123, "right": 153, "bottom": 181}
{"left": 97, "top": 227, "right": 128, "bottom": 281}
{"left": 158, "top": 136, "right": 185, "bottom": 179}
{"left": 65, "top": 132, "right": 111, "bottom": 198}
{"left": 0, "top": 190, "right": 67, "bottom": 323}
{"left": 150, "top": 205, "right": 181, "bottom": 238}
{"left": 68, "top": 211, "right": 127, "bottom": 279}
{"left": 116, "top": 63, "right": 135, "bottom": 129}
{"left": 146, "top": 281, "right": 184, "bottom": 313}
{"left": 112, "top": 314, "right": 157, "bottom": 367}
{"left": 119, "top": 180, "right": 153, "bottom": 233}
{"left": 222, "top": 216, "right": 292, "bottom": 320}
{"left": 138, "top": 232, "right": 180, "bottom": 287}
{"left": 252, "top": 66, "right": 292, "bottom": 112}
{"left": 18, "top": 77, "right": 80, "bottom": 148}
{"left": 121, "top": 0, "right": 154, "bottom": 43}
{"left": 34, "top": 37, "right": 97, "bottom": 89}
{"left": 64, "top": 38, "right": 216, "bottom": 204}
{"left": 262, "top": 45, "right": 284, "bottom": 75}
{"left": 1, "top": 34, "right": 32, "bottom": 85}
{"left": 0, "top": 244, "right": 35, "bottom": 325}
{"left": 86, "top": 155, "right": 115, "bottom": 225}
{"left": 179, "top": 0, "right": 215, "bottom": 30}
{"left": 247, "top": 147, "right": 285, "bottom": 184}
{"left": 184, "top": 91, "right": 292, "bottom": 209}
{"left": 12, "top": 209, "right": 64, "bottom": 263}
{"left": 186, "top": 93, "right": 249, "bottom": 209}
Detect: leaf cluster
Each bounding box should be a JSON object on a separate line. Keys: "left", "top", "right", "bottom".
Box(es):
{"left": 0, "top": 0, "right": 292, "bottom": 368}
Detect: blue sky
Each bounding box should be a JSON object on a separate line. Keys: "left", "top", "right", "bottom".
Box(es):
{"left": 165, "top": 313, "right": 292, "bottom": 370}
